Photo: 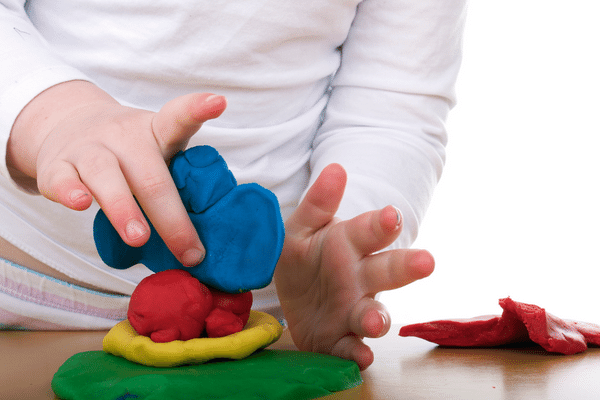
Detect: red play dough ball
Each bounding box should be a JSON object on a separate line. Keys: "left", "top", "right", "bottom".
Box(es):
{"left": 205, "top": 289, "right": 253, "bottom": 338}
{"left": 211, "top": 289, "right": 253, "bottom": 325}
{"left": 128, "top": 269, "right": 213, "bottom": 343}
{"left": 205, "top": 308, "right": 245, "bottom": 338}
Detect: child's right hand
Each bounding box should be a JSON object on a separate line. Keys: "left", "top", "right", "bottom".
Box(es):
{"left": 6, "top": 80, "right": 227, "bottom": 267}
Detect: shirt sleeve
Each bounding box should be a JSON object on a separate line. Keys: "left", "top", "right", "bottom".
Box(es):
{"left": 0, "top": 0, "right": 90, "bottom": 190}
{"left": 310, "top": 0, "right": 467, "bottom": 248}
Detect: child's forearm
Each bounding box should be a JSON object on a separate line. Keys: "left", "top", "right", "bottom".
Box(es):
{"left": 7, "top": 80, "right": 118, "bottom": 182}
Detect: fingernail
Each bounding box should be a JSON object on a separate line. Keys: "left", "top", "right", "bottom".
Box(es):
{"left": 182, "top": 248, "right": 205, "bottom": 267}
{"left": 125, "top": 220, "right": 148, "bottom": 241}
{"left": 204, "top": 94, "right": 225, "bottom": 104}
{"left": 393, "top": 206, "right": 403, "bottom": 227}
{"left": 377, "top": 310, "right": 388, "bottom": 337}
{"left": 70, "top": 189, "right": 88, "bottom": 203}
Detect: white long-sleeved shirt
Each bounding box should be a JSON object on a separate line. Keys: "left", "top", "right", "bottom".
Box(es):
{"left": 0, "top": 0, "right": 466, "bottom": 313}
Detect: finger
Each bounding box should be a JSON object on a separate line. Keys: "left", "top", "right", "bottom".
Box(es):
{"left": 37, "top": 160, "right": 93, "bottom": 211}
{"left": 360, "top": 249, "right": 435, "bottom": 294}
{"left": 123, "top": 150, "right": 205, "bottom": 267}
{"left": 343, "top": 205, "right": 403, "bottom": 256}
{"left": 74, "top": 149, "right": 151, "bottom": 247}
{"left": 348, "top": 297, "right": 391, "bottom": 339}
{"left": 287, "top": 163, "right": 347, "bottom": 234}
{"left": 331, "top": 334, "right": 375, "bottom": 371}
{"left": 152, "top": 93, "right": 227, "bottom": 160}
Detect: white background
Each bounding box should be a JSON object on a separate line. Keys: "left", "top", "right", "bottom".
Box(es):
{"left": 381, "top": 0, "right": 600, "bottom": 326}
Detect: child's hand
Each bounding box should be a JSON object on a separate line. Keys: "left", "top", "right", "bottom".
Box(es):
{"left": 7, "top": 81, "right": 227, "bottom": 267}
{"left": 274, "top": 164, "right": 435, "bottom": 370}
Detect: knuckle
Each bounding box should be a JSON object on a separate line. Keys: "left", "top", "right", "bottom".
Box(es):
{"left": 37, "top": 165, "right": 70, "bottom": 201}
{"left": 386, "top": 253, "right": 405, "bottom": 281}
{"left": 36, "top": 167, "right": 56, "bottom": 194}
{"left": 136, "top": 173, "right": 172, "bottom": 199}
{"left": 102, "top": 194, "right": 135, "bottom": 216}
{"left": 161, "top": 222, "right": 196, "bottom": 248}
{"left": 77, "top": 151, "right": 118, "bottom": 179}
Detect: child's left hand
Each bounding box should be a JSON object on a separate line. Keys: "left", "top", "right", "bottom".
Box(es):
{"left": 274, "top": 163, "right": 435, "bottom": 370}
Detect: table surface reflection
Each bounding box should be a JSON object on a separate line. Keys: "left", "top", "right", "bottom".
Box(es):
{"left": 1, "top": 325, "right": 599, "bottom": 400}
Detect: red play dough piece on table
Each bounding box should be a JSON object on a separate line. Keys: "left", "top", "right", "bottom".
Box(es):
{"left": 399, "top": 297, "right": 600, "bottom": 355}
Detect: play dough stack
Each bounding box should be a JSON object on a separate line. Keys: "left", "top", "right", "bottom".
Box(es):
{"left": 52, "top": 146, "right": 362, "bottom": 400}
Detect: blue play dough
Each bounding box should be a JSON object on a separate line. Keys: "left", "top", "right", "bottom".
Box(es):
{"left": 93, "top": 146, "right": 285, "bottom": 293}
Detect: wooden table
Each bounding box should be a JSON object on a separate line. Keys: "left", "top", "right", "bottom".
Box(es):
{"left": 1, "top": 325, "right": 599, "bottom": 400}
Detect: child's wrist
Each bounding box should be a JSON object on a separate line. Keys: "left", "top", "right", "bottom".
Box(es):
{"left": 7, "top": 80, "right": 118, "bottom": 179}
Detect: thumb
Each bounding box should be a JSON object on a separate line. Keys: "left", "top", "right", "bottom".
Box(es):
{"left": 287, "top": 163, "right": 347, "bottom": 234}
{"left": 152, "top": 93, "right": 227, "bottom": 159}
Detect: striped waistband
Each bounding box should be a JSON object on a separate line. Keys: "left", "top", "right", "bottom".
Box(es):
{"left": 0, "top": 258, "right": 129, "bottom": 330}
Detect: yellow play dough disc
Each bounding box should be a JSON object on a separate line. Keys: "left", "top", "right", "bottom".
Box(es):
{"left": 103, "top": 310, "right": 283, "bottom": 367}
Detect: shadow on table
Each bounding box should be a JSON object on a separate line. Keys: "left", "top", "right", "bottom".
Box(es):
{"left": 399, "top": 344, "right": 599, "bottom": 400}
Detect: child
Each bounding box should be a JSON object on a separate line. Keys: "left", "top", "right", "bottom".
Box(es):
{"left": 0, "top": 0, "right": 466, "bottom": 369}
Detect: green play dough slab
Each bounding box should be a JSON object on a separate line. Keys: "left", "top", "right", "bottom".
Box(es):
{"left": 52, "top": 349, "right": 362, "bottom": 400}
